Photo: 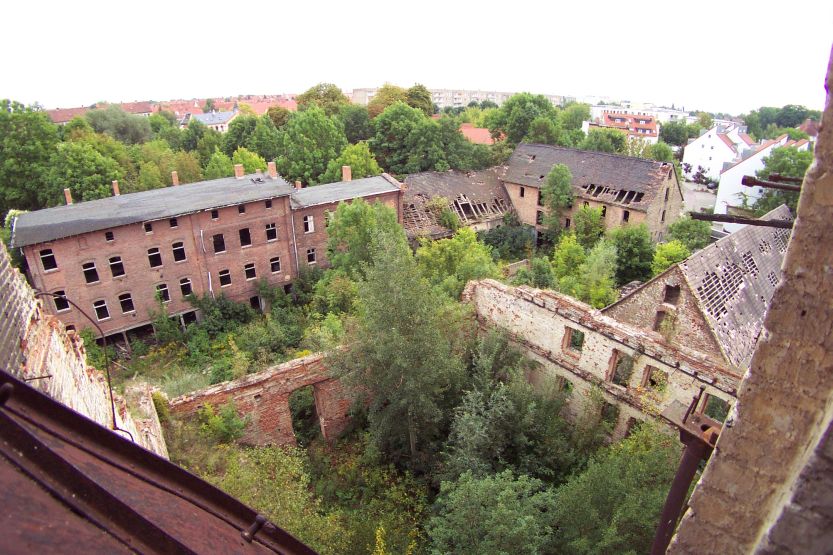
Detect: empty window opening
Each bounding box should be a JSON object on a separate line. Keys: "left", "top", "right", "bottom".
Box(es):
{"left": 148, "top": 248, "right": 162, "bottom": 268}
{"left": 265, "top": 223, "right": 277, "bottom": 241}
{"left": 239, "top": 228, "right": 252, "bottom": 247}
{"left": 520, "top": 186, "right": 525, "bottom": 198}
{"left": 537, "top": 191, "right": 544, "bottom": 206}
{"left": 601, "top": 401, "right": 620, "bottom": 427}
{"left": 307, "top": 248, "right": 316, "bottom": 264}
{"left": 303, "top": 215, "right": 315, "bottom": 233}
{"left": 653, "top": 310, "right": 669, "bottom": 332}
{"left": 182, "top": 311, "right": 198, "bottom": 325}
{"left": 661, "top": 210, "right": 666, "bottom": 223}
{"left": 249, "top": 296, "right": 261, "bottom": 311}
{"left": 536, "top": 211, "right": 545, "bottom": 225}
{"left": 583, "top": 201, "right": 589, "bottom": 208}
{"left": 53, "top": 291, "right": 70, "bottom": 312}
{"left": 703, "top": 395, "right": 729, "bottom": 423}
{"left": 93, "top": 300, "right": 110, "bottom": 321}
{"left": 609, "top": 351, "right": 634, "bottom": 387}
{"left": 270, "top": 256, "right": 281, "bottom": 273}
{"left": 213, "top": 234, "right": 226, "bottom": 253}
{"left": 82, "top": 262, "right": 99, "bottom": 284}
{"left": 179, "top": 278, "right": 192, "bottom": 297}
{"left": 641, "top": 366, "right": 668, "bottom": 390}
{"left": 238, "top": 204, "right": 246, "bottom": 214}
{"left": 634, "top": 193, "right": 644, "bottom": 203}
{"left": 664, "top": 188, "right": 669, "bottom": 202}
{"left": 289, "top": 386, "right": 321, "bottom": 446}
{"left": 244, "top": 263, "right": 257, "bottom": 280}
{"left": 211, "top": 209, "right": 219, "bottom": 220}
{"left": 615, "top": 190, "right": 627, "bottom": 203}
{"left": 109, "top": 256, "right": 125, "bottom": 278}
{"left": 105, "top": 231, "right": 115, "bottom": 242}
{"left": 601, "top": 206, "right": 606, "bottom": 218}
{"left": 156, "top": 283, "right": 171, "bottom": 303}
{"left": 265, "top": 199, "right": 272, "bottom": 209}
{"left": 622, "top": 210, "right": 630, "bottom": 223}
{"left": 564, "top": 218, "right": 571, "bottom": 229}
{"left": 40, "top": 249, "right": 58, "bottom": 271}
{"left": 144, "top": 222, "right": 153, "bottom": 233}
{"left": 742, "top": 251, "right": 759, "bottom": 277}
{"left": 219, "top": 269, "right": 231, "bottom": 287}
{"left": 119, "top": 293, "right": 135, "bottom": 314}
{"left": 563, "top": 327, "right": 585, "bottom": 353}
{"left": 663, "top": 284, "right": 681, "bottom": 305}
{"left": 172, "top": 242, "right": 186, "bottom": 262}
{"left": 169, "top": 218, "right": 178, "bottom": 228}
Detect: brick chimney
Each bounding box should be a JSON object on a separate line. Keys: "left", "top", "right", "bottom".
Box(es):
{"left": 63, "top": 188, "right": 73, "bottom": 205}
{"left": 342, "top": 165, "right": 352, "bottom": 182}
{"left": 112, "top": 180, "right": 120, "bottom": 196}
{"left": 171, "top": 171, "right": 179, "bottom": 186}
{"left": 267, "top": 161, "right": 278, "bottom": 179}
{"left": 295, "top": 180, "right": 302, "bottom": 190}
{"left": 234, "top": 164, "right": 245, "bottom": 179}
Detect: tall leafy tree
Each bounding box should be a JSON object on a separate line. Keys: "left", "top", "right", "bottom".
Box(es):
{"left": 540, "top": 163, "right": 574, "bottom": 237}
{"left": 46, "top": 141, "right": 123, "bottom": 204}
{"left": 573, "top": 205, "right": 605, "bottom": 250}
{"left": 181, "top": 119, "right": 207, "bottom": 151}
{"left": 195, "top": 129, "right": 223, "bottom": 167}
{"left": 246, "top": 116, "right": 281, "bottom": 161}
{"left": 524, "top": 116, "right": 562, "bottom": 145}
{"left": 370, "top": 101, "right": 425, "bottom": 172}
{"left": 295, "top": 83, "right": 350, "bottom": 116}
{"left": 338, "top": 104, "right": 373, "bottom": 143}
{"left": 406, "top": 84, "right": 433, "bottom": 116}
{"left": 232, "top": 147, "right": 267, "bottom": 173}
{"left": 668, "top": 216, "right": 711, "bottom": 252}
{"left": 174, "top": 151, "right": 203, "bottom": 184}
{"left": 204, "top": 150, "right": 234, "bottom": 179}
{"left": 580, "top": 128, "right": 628, "bottom": 154}
{"left": 580, "top": 240, "right": 619, "bottom": 308}
{"left": 275, "top": 107, "right": 347, "bottom": 185}
{"left": 222, "top": 115, "right": 258, "bottom": 155}
{"left": 415, "top": 228, "right": 501, "bottom": 299}
{"left": 0, "top": 100, "right": 59, "bottom": 214}
{"left": 652, "top": 240, "right": 690, "bottom": 275}
{"left": 136, "top": 161, "right": 164, "bottom": 191}
{"left": 202, "top": 98, "right": 216, "bottom": 113}
{"left": 319, "top": 142, "right": 382, "bottom": 184}
{"left": 86, "top": 105, "right": 151, "bottom": 144}
{"left": 266, "top": 106, "right": 291, "bottom": 129}
{"left": 487, "top": 93, "right": 559, "bottom": 144}
{"left": 367, "top": 84, "right": 408, "bottom": 118}
{"left": 610, "top": 224, "right": 655, "bottom": 285}
{"left": 551, "top": 233, "right": 586, "bottom": 298}
{"left": 336, "top": 231, "right": 466, "bottom": 466}
{"left": 753, "top": 146, "right": 812, "bottom": 214}
{"left": 558, "top": 103, "right": 591, "bottom": 130}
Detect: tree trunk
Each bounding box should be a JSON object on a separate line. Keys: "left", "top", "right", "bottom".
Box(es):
{"left": 407, "top": 408, "right": 417, "bottom": 458}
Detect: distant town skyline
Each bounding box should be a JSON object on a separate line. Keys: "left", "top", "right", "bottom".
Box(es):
{"left": 3, "top": 1, "right": 831, "bottom": 116}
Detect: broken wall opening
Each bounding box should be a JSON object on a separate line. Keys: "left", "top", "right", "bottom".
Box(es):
{"left": 289, "top": 385, "right": 321, "bottom": 446}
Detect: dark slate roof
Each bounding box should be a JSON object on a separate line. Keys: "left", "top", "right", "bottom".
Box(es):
{"left": 289, "top": 175, "right": 401, "bottom": 209}
{"left": 191, "top": 111, "right": 237, "bottom": 125}
{"left": 11, "top": 174, "right": 293, "bottom": 247}
{"left": 0, "top": 369, "right": 315, "bottom": 554}
{"left": 504, "top": 144, "right": 676, "bottom": 210}
{"left": 679, "top": 205, "right": 792, "bottom": 369}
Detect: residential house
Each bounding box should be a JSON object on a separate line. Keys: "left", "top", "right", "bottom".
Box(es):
{"left": 714, "top": 135, "right": 808, "bottom": 231}
{"left": 181, "top": 110, "right": 238, "bottom": 132}
{"left": 583, "top": 110, "right": 660, "bottom": 144}
{"left": 682, "top": 123, "right": 756, "bottom": 181}
{"left": 502, "top": 144, "right": 683, "bottom": 241}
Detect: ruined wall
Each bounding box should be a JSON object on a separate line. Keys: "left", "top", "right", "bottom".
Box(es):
{"left": 0, "top": 244, "right": 167, "bottom": 457}
{"left": 168, "top": 353, "right": 351, "bottom": 446}
{"left": 463, "top": 279, "right": 739, "bottom": 436}
{"left": 669, "top": 50, "right": 833, "bottom": 555}
{"left": 603, "top": 265, "right": 727, "bottom": 365}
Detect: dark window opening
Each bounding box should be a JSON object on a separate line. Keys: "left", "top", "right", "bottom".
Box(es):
{"left": 249, "top": 296, "right": 261, "bottom": 311}
{"left": 182, "top": 311, "right": 198, "bottom": 325}
{"left": 244, "top": 263, "right": 256, "bottom": 280}
{"left": 661, "top": 210, "right": 666, "bottom": 223}
{"left": 172, "top": 242, "right": 186, "bottom": 262}
{"left": 536, "top": 210, "right": 544, "bottom": 225}
{"left": 40, "top": 249, "right": 58, "bottom": 271}
{"left": 169, "top": 218, "right": 178, "bottom": 228}
{"left": 148, "top": 248, "right": 162, "bottom": 268}
{"left": 238, "top": 204, "right": 246, "bottom": 214}
{"left": 653, "top": 311, "right": 668, "bottom": 332}
{"left": 219, "top": 269, "right": 231, "bottom": 287}
{"left": 303, "top": 215, "right": 314, "bottom": 233}
{"left": 239, "top": 228, "right": 252, "bottom": 247}
{"left": 610, "top": 351, "right": 634, "bottom": 387}
{"left": 82, "top": 262, "right": 99, "bottom": 284}
{"left": 211, "top": 209, "right": 219, "bottom": 220}
{"left": 213, "top": 234, "right": 226, "bottom": 253}
{"left": 663, "top": 284, "right": 681, "bottom": 305}
{"left": 564, "top": 218, "right": 571, "bottom": 229}
{"left": 642, "top": 366, "right": 667, "bottom": 390}
{"left": 53, "top": 291, "right": 70, "bottom": 312}
{"left": 265, "top": 199, "right": 272, "bottom": 209}
{"left": 156, "top": 283, "right": 170, "bottom": 303}
{"left": 601, "top": 206, "right": 606, "bottom": 218}
{"left": 520, "top": 186, "right": 525, "bottom": 198}
{"left": 289, "top": 385, "right": 321, "bottom": 447}
{"left": 65, "top": 325, "right": 76, "bottom": 333}
{"left": 179, "top": 278, "right": 192, "bottom": 297}
{"left": 602, "top": 401, "right": 620, "bottom": 426}
{"left": 144, "top": 222, "right": 153, "bottom": 233}
{"left": 537, "top": 191, "right": 543, "bottom": 206}
{"left": 270, "top": 257, "right": 281, "bottom": 273}
{"left": 109, "top": 256, "right": 125, "bottom": 278}
{"left": 307, "top": 248, "right": 316, "bottom": 264}
{"left": 265, "top": 223, "right": 277, "bottom": 241}
{"left": 105, "top": 231, "right": 114, "bottom": 242}
{"left": 622, "top": 210, "right": 630, "bottom": 223}
{"left": 119, "top": 293, "right": 135, "bottom": 314}
{"left": 664, "top": 188, "right": 669, "bottom": 202}
{"left": 93, "top": 300, "right": 109, "bottom": 321}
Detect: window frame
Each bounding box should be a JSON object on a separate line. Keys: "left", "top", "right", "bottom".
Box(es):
{"left": 172, "top": 241, "right": 187, "bottom": 262}
{"left": 82, "top": 261, "right": 100, "bottom": 284}
{"left": 270, "top": 256, "right": 281, "bottom": 273}
{"left": 244, "top": 263, "right": 257, "bottom": 281}
{"left": 179, "top": 277, "right": 193, "bottom": 297}
{"left": 147, "top": 247, "right": 163, "bottom": 268}
{"left": 108, "top": 256, "right": 126, "bottom": 278}
{"left": 169, "top": 217, "right": 178, "bottom": 228}
{"left": 53, "top": 290, "right": 70, "bottom": 313}
{"left": 118, "top": 292, "right": 135, "bottom": 314}
{"left": 144, "top": 222, "right": 153, "bottom": 234}
{"left": 39, "top": 249, "right": 58, "bottom": 271}
{"left": 239, "top": 227, "right": 252, "bottom": 248}
{"left": 156, "top": 283, "right": 171, "bottom": 303}
{"left": 212, "top": 234, "right": 226, "bottom": 254}
{"left": 306, "top": 248, "right": 316, "bottom": 264}
{"left": 265, "top": 223, "right": 277, "bottom": 242}
{"left": 218, "top": 269, "right": 232, "bottom": 287}
{"left": 303, "top": 215, "right": 315, "bottom": 234}
{"left": 93, "top": 299, "right": 110, "bottom": 321}
{"left": 104, "top": 231, "right": 115, "bottom": 242}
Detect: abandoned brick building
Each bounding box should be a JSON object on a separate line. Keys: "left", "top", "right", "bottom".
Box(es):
{"left": 10, "top": 163, "right": 402, "bottom": 340}
{"left": 502, "top": 143, "right": 683, "bottom": 241}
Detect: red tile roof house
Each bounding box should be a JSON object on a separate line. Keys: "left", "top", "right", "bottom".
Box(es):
{"left": 582, "top": 111, "right": 659, "bottom": 144}
{"left": 10, "top": 164, "right": 403, "bottom": 344}
{"left": 459, "top": 122, "right": 495, "bottom": 145}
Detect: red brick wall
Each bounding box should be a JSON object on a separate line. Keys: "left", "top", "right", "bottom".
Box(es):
{"left": 168, "top": 353, "right": 351, "bottom": 446}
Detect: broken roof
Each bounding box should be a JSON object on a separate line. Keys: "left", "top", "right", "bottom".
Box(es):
{"left": 504, "top": 144, "right": 677, "bottom": 210}
{"left": 402, "top": 169, "right": 510, "bottom": 237}
{"left": 289, "top": 175, "right": 401, "bottom": 209}
{"left": 11, "top": 174, "right": 293, "bottom": 248}
{"left": 607, "top": 205, "right": 793, "bottom": 370}
{"left": 0, "top": 370, "right": 315, "bottom": 554}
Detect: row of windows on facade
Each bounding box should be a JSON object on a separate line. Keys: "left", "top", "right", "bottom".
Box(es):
{"left": 37, "top": 215, "right": 317, "bottom": 275}
{"left": 50, "top": 253, "right": 310, "bottom": 321}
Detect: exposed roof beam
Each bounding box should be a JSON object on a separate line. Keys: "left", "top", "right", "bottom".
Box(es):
{"left": 741, "top": 175, "right": 802, "bottom": 192}
{"left": 689, "top": 212, "right": 793, "bottom": 229}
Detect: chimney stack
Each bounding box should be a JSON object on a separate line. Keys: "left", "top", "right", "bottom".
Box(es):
{"left": 295, "top": 180, "right": 302, "bottom": 190}
{"left": 267, "top": 161, "right": 277, "bottom": 179}
{"left": 171, "top": 171, "right": 179, "bottom": 186}
{"left": 234, "top": 164, "right": 245, "bottom": 179}
{"left": 63, "top": 188, "right": 73, "bottom": 205}
{"left": 112, "top": 180, "right": 120, "bottom": 196}
{"left": 342, "top": 165, "right": 352, "bottom": 182}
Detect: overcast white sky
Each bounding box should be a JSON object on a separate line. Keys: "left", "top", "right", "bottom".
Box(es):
{"left": 2, "top": 1, "right": 831, "bottom": 115}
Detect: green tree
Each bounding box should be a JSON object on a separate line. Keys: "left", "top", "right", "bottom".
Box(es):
{"left": 232, "top": 147, "right": 267, "bottom": 173}
{"left": 325, "top": 198, "right": 407, "bottom": 278}
{"left": 478, "top": 213, "right": 534, "bottom": 260}
{"left": 338, "top": 104, "right": 373, "bottom": 143}
{"left": 649, "top": 141, "right": 674, "bottom": 162}
{"left": 428, "top": 470, "right": 555, "bottom": 555}
{"left": 0, "top": 100, "right": 60, "bottom": 214}
{"left": 406, "top": 84, "right": 433, "bottom": 116}
{"left": 370, "top": 101, "right": 426, "bottom": 172}
{"left": 86, "top": 105, "right": 151, "bottom": 144}
{"left": 573, "top": 206, "right": 605, "bottom": 250}
{"left": 181, "top": 119, "right": 207, "bottom": 151}
{"left": 202, "top": 98, "right": 216, "bottom": 113}
{"left": 551, "top": 233, "right": 586, "bottom": 298}
{"left": 610, "top": 224, "right": 655, "bottom": 285}
{"left": 246, "top": 116, "right": 281, "bottom": 161}
{"left": 265, "top": 106, "right": 291, "bottom": 129}
{"left": 222, "top": 115, "right": 258, "bottom": 155}
{"left": 579, "top": 239, "right": 619, "bottom": 308}
{"left": 652, "top": 240, "right": 690, "bottom": 275}
{"left": 580, "top": 128, "right": 628, "bottom": 154}
{"left": 336, "top": 231, "right": 466, "bottom": 466}
{"left": 195, "top": 129, "right": 223, "bottom": 167}
{"left": 204, "top": 149, "right": 234, "bottom": 179}
{"left": 558, "top": 103, "right": 591, "bottom": 131}
{"left": 320, "top": 142, "right": 382, "bottom": 184}
{"left": 548, "top": 425, "right": 679, "bottom": 555}
{"left": 296, "top": 83, "right": 350, "bottom": 116}
{"left": 368, "top": 84, "right": 408, "bottom": 118}
{"left": 415, "top": 228, "right": 501, "bottom": 299}
{"left": 174, "top": 151, "right": 203, "bottom": 184}
{"left": 46, "top": 141, "right": 123, "bottom": 204}
{"left": 275, "top": 107, "right": 347, "bottom": 185}
{"left": 512, "top": 256, "right": 555, "bottom": 289}
{"left": 753, "top": 146, "right": 813, "bottom": 214}
{"left": 696, "top": 111, "right": 714, "bottom": 129}
{"left": 524, "top": 116, "right": 562, "bottom": 145}
{"left": 659, "top": 120, "right": 693, "bottom": 146}
{"left": 137, "top": 160, "right": 164, "bottom": 191}
{"left": 540, "top": 163, "right": 574, "bottom": 236}
{"left": 487, "top": 93, "right": 559, "bottom": 144}
{"left": 668, "top": 216, "right": 711, "bottom": 251}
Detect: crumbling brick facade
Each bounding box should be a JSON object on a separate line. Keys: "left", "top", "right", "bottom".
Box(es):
{"left": 0, "top": 244, "right": 167, "bottom": 457}
{"left": 463, "top": 279, "right": 739, "bottom": 436}
{"left": 668, "top": 49, "right": 833, "bottom": 555}
{"left": 168, "top": 353, "right": 351, "bottom": 446}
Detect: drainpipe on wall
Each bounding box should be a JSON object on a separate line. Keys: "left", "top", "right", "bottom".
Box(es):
{"left": 207, "top": 271, "right": 214, "bottom": 299}
{"left": 290, "top": 210, "right": 300, "bottom": 277}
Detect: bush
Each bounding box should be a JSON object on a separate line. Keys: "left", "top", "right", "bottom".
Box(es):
{"left": 152, "top": 391, "right": 170, "bottom": 423}
{"left": 197, "top": 402, "right": 249, "bottom": 443}
{"left": 130, "top": 338, "right": 150, "bottom": 357}
{"left": 79, "top": 328, "right": 117, "bottom": 369}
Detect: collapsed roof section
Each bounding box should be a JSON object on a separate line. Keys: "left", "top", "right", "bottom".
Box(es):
{"left": 402, "top": 169, "right": 511, "bottom": 239}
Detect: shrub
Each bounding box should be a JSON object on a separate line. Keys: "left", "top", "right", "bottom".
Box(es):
{"left": 152, "top": 391, "right": 170, "bottom": 423}
{"left": 197, "top": 402, "right": 249, "bottom": 443}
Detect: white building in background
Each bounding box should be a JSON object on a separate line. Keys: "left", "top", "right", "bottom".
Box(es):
{"left": 714, "top": 136, "right": 809, "bottom": 232}
{"left": 350, "top": 88, "right": 572, "bottom": 109}
{"left": 682, "top": 124, "right": 757, "bottom": 181}
{"left": 589, "top": 104, "right": 688, "bottom": 124}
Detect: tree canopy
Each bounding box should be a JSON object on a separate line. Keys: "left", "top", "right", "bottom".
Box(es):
{"left": 275, "top": 107, "right": 347, "bottom": 185}
{"left": 610, "top": 224, "right": 655, "bottom": 285}
{"left": 367, "top": 84, "right": 409, "bottom": 119}
{"left": 295, "top": 83, "right": 350, "bottom": 116}
{"left": 668, "top": 216, "right": 711, "bottom": 251}
{"left": 487, "top": 93, "right": 559, "bottom": 144}
{"left": 580, "top": 128, "right": 628, "bottom": 154}
{"left": 540, "top": 163, "right": 574, "bottom": 236}
{"left": 753, "top": 146, "right": 813, "bottom": 214}
{"left": 415, "top": 228, "right": 501, "bottom": 299}
{"left": 319, "top": 142, "right": 382, "bottom": 184}
{"left": 573, "top": 205, "right": 605, "bottom": 251}
{"left": 652, "top": 240, "right": 690, "bottom": 275}
{"left": 86, "top": 105, "right": 151, "bottom": 144}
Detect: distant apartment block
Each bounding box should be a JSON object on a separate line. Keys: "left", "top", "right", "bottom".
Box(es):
{"left": 582, "top": 110, "right": 660, "bottom": 144}
{"left": 351, "top": 88, "right": 571, "bottom": 109}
